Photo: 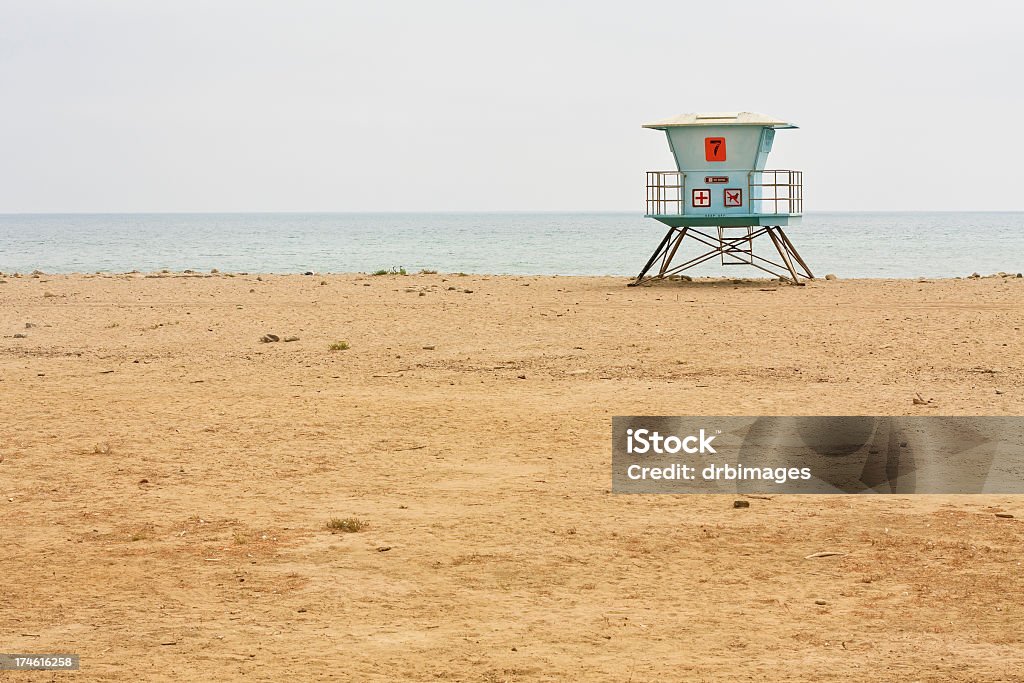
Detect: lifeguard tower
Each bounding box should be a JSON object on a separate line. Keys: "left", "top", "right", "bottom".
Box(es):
{"left": 632, "top": 112, "right": 812, "bottom": 285}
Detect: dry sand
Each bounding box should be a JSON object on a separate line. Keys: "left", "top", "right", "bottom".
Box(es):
{"left": 2, "top": 271, "right": 1023, "bottom": 681}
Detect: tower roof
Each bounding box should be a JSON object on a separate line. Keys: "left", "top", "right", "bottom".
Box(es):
{"left": 642, "top": 112, "right": 797, "bottom": 130}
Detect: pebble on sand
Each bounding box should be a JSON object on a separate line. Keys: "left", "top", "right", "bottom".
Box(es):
{"left": 824, "top": 273, "right": 838, "bottom": 280}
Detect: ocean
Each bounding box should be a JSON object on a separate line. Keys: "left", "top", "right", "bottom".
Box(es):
{"left": 0, "top": 212, "right": 1021, "bottom": 278}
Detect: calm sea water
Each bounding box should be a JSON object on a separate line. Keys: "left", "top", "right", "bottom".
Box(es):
{"left": 0, "top": 212, "right": 1021, "bottom": 278}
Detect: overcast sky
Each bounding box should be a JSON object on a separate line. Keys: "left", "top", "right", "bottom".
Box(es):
{"left": 1, "top": 1, "right": 1021, "bottom": 212}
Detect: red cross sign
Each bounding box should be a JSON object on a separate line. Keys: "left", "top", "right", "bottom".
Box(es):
{"left": 724, "top": 188, "right": 743, "bottom": 207}
{"left": 692, "top": 189, "right": 711, "bottom": 208}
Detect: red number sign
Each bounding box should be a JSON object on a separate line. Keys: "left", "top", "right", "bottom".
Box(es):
{"left": 705, "top": 137, "right": 726, "bottom": 162}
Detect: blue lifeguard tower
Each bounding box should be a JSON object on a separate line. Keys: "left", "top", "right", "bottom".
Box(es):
{"left": 632, "top": 111, "right": 812, "bottom": 285}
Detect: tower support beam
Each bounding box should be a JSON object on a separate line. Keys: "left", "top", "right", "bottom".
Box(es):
{"left": 630, "top": 226, "right": 814, "bottom": 286}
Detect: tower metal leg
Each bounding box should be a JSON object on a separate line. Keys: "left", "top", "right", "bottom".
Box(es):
{"left": 658, "top": 228, "right": 687, "bottom": 277}
{"left": 766, "top": 227, "right": 801, "bottom": 284}
{"left": 629, "top": 226, "right": 677, "bottom": 286}
{"left": 776, "top": 226, "right": 814, "bottom": 279}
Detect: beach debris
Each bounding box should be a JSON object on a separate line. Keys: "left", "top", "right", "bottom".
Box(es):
{"left": 814, "top": 600, "right": 828, "bottom": 606}
{"left": 260, "top": 333, "right": 280, "bottom": 343}
{"left": 12, "top": 333, "right": 27, "bottom": 339}
{"left": 824, "top": 273, "right": 838, "bottom": 280}
{"left": 328, "top": 341, "right": 350, "bottom": 351}
{"left": 418, "top": 291, "right": 426, "bottom": 296}
{"left": 283, "top": 336, "right": 300, "bottom": 342}
{"left": 303, "top": 271, "right": 314, "bottom": 276}
{"left": 805, "top": 551, "right": 846, "bottom": 559}
{"left": 210, "top": 268, "right": 219, "bottom": 274}
{"left": 422, "top": 345, "right": 436, "bottom": 350}
{"left": 968, "top": 272, "right": 981, "bottom": 279}
{"left": 1017, "top": 273, "right": 1023, "bottom": 278}
{"left": 733, "top": 500, "right": 750, "bottom": 509}
{"left": 912, "top": 392, "right": 934, "bottom": 406}
{"left": 25, "top": 322, "right": 35, "bottom": 328}
{"left": 995, "top": 513, "right": 1015, "bottom": 519}
{"left": 376, "top": 546, "right": 392, "bottom": 552}
{"left": 995, "top": 389, "right": 1005, "bottom": 395}
{"left": 463, "top": 289, "right": 474, "bottom": 294}
{"left": 517, "top": 374, "right": 527, "bottom": 380}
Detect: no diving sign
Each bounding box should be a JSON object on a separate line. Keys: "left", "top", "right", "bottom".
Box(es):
{"left": 724, "top": 188, "right": 743, "bottom": 207}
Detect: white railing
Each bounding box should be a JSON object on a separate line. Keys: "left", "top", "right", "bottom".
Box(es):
{"left": 645, "top": 171, "right": 685, "bottom": 216}
{"left": 749, "top": 170, "right": 803, "bottom": 215}
{"left": 645, "top": 170, "right": 802, "bottom": 216}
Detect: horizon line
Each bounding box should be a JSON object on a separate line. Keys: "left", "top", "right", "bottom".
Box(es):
{"left": 3, "top": 209, "right": 1024, "bottom": 216}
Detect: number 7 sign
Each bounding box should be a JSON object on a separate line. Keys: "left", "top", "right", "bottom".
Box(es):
{"left": 705, "top": 137, "right": 726, "bottom": 162}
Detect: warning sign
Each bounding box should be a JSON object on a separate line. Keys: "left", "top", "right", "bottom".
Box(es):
{"left": 692, "top": 189, "right": 711, "bottom": 208}
{"left": 705, "top": 137, "right": 727, "bottom": 162}
{"left": 724, "top": 188, "right": 743, "bottom": 207}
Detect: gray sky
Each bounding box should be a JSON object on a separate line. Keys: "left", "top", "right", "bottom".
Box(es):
{"left": 1, "top": 0, "right": 1020, "bottom": 212}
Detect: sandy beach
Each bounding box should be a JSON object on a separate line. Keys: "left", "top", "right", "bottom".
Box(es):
{"left": 2, "top": 271, "right": 1023, "bottom": 681}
